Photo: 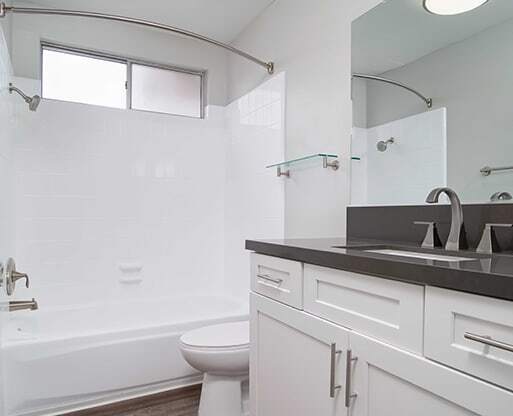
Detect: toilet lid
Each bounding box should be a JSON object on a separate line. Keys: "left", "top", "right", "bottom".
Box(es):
{"left": 181, "top": 321, "right": 249, "bottom": 349}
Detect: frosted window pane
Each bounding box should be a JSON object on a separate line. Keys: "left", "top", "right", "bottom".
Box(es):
{"left": 131, "top": 64, "right": 202, "bottom": 118}
{"left": 42, "top": 49, "right": 127, "bottom": 109}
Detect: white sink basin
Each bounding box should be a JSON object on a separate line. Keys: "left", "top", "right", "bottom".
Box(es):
{"left": 365, "top": 249, "right": 478, "bottom": 263}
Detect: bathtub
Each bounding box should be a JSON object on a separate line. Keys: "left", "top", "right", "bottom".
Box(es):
{"left": 2, "top": 295, "right": 248, "bottom": 416}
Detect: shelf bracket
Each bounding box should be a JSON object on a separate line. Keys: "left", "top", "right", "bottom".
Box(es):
{"left": 276, "top": 166, "right": 290, "bottom": 178}
{"left": 323, "top": 156, "right": 340, "bottom": 171}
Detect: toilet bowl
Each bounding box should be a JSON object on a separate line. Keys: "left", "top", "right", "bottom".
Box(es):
{"left": 180, "top": 321, "right": 249, "bottom": 416}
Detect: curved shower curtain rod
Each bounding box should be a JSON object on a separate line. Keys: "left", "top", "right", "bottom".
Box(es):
{"left": 0, "top": 2, "right": 274, "bottom": 74}
{"left": 352, "top": 73, "right": 432, "bottom": 109}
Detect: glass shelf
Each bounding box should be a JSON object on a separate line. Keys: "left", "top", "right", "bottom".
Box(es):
{"left": 266, "top": 153, "right": 338, "bottom": 169}
{"left": 351, "top": 156, "right": 361, "bottom": 161}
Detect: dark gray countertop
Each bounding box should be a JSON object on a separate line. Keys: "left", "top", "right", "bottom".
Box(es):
{"left": 245, "top": 238, "right": 513, "bottom": 302}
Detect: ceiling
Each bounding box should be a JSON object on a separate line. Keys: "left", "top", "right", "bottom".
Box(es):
{"left": 15, "top": 0, "right": 275, "bottom": 43}
{"left": 353, "top": 0, "right": 513, "bottom": 74}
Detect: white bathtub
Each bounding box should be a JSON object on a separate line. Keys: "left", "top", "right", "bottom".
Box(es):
{"left": 2, "top": 295, "right": 248, "bottom": 416}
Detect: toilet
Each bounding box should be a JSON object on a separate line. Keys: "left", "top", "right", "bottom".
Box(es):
{"left": 180, "top": 321, "right": 249, "bottom": 416}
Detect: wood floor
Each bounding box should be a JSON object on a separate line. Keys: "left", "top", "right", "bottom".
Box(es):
{"left": 61, "top": 385, "right": 201, "bottom": 416}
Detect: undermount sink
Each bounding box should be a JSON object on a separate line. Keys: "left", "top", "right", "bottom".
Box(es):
{"left": 364, "top": 249, "right": 477, "bottom": 263}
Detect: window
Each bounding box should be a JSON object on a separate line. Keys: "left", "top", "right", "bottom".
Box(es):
{"left": 41, "top": 43, "right": 205, "bottom": 118}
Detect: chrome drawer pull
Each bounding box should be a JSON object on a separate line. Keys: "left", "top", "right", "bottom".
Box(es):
{"left": 464, "top": 332, "right": 513, "bottom": 353}
{"left": 256, "top": 274, "right": 283, "bottom": 285}
{"left": 329, "top": 343, "right": 342, "bottom": 398}
{"left": 345, "top": 349, "right": 358, "bottom": 407}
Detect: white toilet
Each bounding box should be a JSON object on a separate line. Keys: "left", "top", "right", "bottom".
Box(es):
{"left": 180, "top": 321, "right": 249, "bottom": 416}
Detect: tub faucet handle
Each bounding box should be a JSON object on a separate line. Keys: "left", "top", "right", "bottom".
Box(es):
{"left": 1, "top": 258, "right": 30, "bottom": 296}
{"left": 12, "top": 270, "right": 30, "bottom": 288}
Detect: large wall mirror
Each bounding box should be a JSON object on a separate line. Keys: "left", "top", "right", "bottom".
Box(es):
{"left": 351, "top": 0, "right": 513, "bottom": 206}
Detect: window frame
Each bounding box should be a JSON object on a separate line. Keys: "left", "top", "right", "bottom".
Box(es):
{"left": 40, "top": 41, "right": 207, "bottom": 119}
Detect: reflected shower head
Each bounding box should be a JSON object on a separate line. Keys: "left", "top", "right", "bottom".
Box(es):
{"left": 377, "top": 137, "right": 395, "bottom": 152}
{"left": 9, "top": 83, "right": 41, "bottom": 111}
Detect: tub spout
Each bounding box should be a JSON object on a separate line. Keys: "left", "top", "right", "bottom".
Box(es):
{"left": 9, "top": 298, "right": 38, "bottom": 312}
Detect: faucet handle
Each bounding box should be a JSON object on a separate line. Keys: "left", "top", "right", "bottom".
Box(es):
{"left": 1, "top": 258, "right": 30, "bottom": 296}
{"left": 414, "top": 221, "right": 443, "bottom": 249}
{"left": 476, "top": 223, "right": 513, "bottom": 254}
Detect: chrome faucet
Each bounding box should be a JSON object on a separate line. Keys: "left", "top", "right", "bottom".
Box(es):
{"left": 9, "top": 298, "right": 38, "bottom": 312}
{"left": 425, "top": 187, "right": 465, "bottom": 251}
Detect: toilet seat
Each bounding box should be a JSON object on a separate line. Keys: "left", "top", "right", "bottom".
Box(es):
{"left": 180, "top": 321, "right": 249, "bottom": 350}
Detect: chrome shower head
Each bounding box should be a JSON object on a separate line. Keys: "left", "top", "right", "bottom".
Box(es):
{"left": 9, "top": 83, "right": 41, "bottom": 112}
{"left": 377, "top": 137, "right": 395, "bottom": 152}
{"left": 28, "top": 95, "right": 41, "bottom": 111}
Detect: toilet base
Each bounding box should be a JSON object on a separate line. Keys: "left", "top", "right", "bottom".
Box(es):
{"left": 198, "top": 373, "right": 248, "bottom": 416}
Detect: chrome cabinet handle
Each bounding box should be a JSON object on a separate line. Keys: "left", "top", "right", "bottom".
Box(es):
{"left": 464, "top": 332, "right": 513, "bottom": 353}
{"left": 256, "top": 274, "right": 283, "bottom": 285}
{"left": 345, "top": 349, "right": 358, "bottom": 407}
{"left": 1, "top": 258, "right": 30, "bottom": 296}
{"left": 329, "top": 343, "right": 342, "bottom": 398}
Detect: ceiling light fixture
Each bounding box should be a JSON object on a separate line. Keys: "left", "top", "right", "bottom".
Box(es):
{"left": 423, "top": 0, "right": 489, "bottom": 16}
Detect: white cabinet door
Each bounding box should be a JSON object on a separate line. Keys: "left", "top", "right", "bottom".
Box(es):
{"left": 250, "top": 293, "right": 350, "bottom": 416}
{"left": 349, "top": 332, "right": 513, "bottom": 416}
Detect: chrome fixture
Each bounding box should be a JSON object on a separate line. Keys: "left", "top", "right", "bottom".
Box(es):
{"left": 345, "top": 349, "right": 358, "bottom": 407}
{"left": 423, "top": 0, "right": 489, "bottom": 16}
{"left": 276, "top": 166, "right": 290, "bottom": 178}
{"left": 0, "top": 258, "right": 30, "bottom": 296}
{"left": 376, "top": 137, "right": 394, "bottom": 152}
{"left": 0, "top": 2, "right": 274, "bottom": 74}
{"left": 491, "top": 191, "right": 513, "bottom": 202}
{"left": 9, "top": 83, "right": 41, "bottom": 111}
{"left": 322, "top": 155, "right": 340, "bottom": 170}
{"left": 464, "top": 332, "right": 513, "bottom": 353}
{"left": 414, "top": 221, "right": 442, "bottom": 249}
{"left": 425, "top": 187, "right": 465, "bottom": 251}
{"left": 481, "top": 165, "right": 513, "bottom": 176}
{"left": 256, "top": 274, "right": 283, "bottom": 286}
{"left": 352, "top": 73, "right": 432, "bottom": 109}
{"left": 267, "top": 154, "right": 340, "bottom": 178}
{"left": 476, "top": 223, "right": 512, "bottom": 254}
{"left": 329, "top": 343, "right": 342, "bottom": 398}
{"left": 9, "top": 298, "right": 38, "bottom": 312}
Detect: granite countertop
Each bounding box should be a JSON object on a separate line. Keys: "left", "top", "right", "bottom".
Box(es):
{"left": 245, "top": 237, "right": 513, "bottom": 302}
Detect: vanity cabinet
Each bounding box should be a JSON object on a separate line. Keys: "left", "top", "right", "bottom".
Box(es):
{"left": 350, "top": 331, "right": 513, "bottom": 416}
{"left": 250, "top": 293, "right": 349, "bottom": 416}
{"left": 250, "top": 253, "right": 513, "bottom": 415}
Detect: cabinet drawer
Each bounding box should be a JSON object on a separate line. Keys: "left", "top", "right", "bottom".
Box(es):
{"left": 425, "top": 286, "right": 513, "bottom": 391}
{"left": 250, "top": 253, "right": 303, "bottom": 309}
{"left": 304, "top": 264, "right": 424, "bottom": 353}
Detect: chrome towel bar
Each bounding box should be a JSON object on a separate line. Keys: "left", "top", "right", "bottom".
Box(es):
{"left": 480, "top": 165, "right": 513, "bottom": 176}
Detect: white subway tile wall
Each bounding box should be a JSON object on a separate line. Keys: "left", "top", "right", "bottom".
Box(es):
{"left": 224, "top": 73, "right": 285, "bottom": 299}
{"left": 351, "top": 108, "right": 447, "bottom": 205}
{"left": 10, "top": 73, "right": 285, "bottom": 308}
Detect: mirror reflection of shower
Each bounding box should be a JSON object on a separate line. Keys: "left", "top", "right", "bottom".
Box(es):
{"left": 377, "top": 137, "right": 395, "bottom": 152}
{"left": 8, "top": 82, "right": 41, "bottom": 111}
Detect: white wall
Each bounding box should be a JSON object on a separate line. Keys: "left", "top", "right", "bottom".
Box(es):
{"left": 12, "top": 78, "right": 227, "bottom": 308}
{"left": 224, "top": 73, "right": 285, "bottom": 299}
{"left": 351, "top": 108, "right": 447, "bottom": 205}
{"left": 10, "top": 7, "right": 228, "bottom": 106}
{"left": 228, "top": 0, "right": 381, "bottom": 238}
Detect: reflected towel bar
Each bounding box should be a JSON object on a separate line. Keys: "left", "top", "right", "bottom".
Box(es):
{"left": 480, "top": 165, "right": 513, "bottom": 176}
{"left": 352, "top": 73, "right": 433, "bottom": 109}
{"left": 0, "top": 2, "right": 274, "bottom": 74}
